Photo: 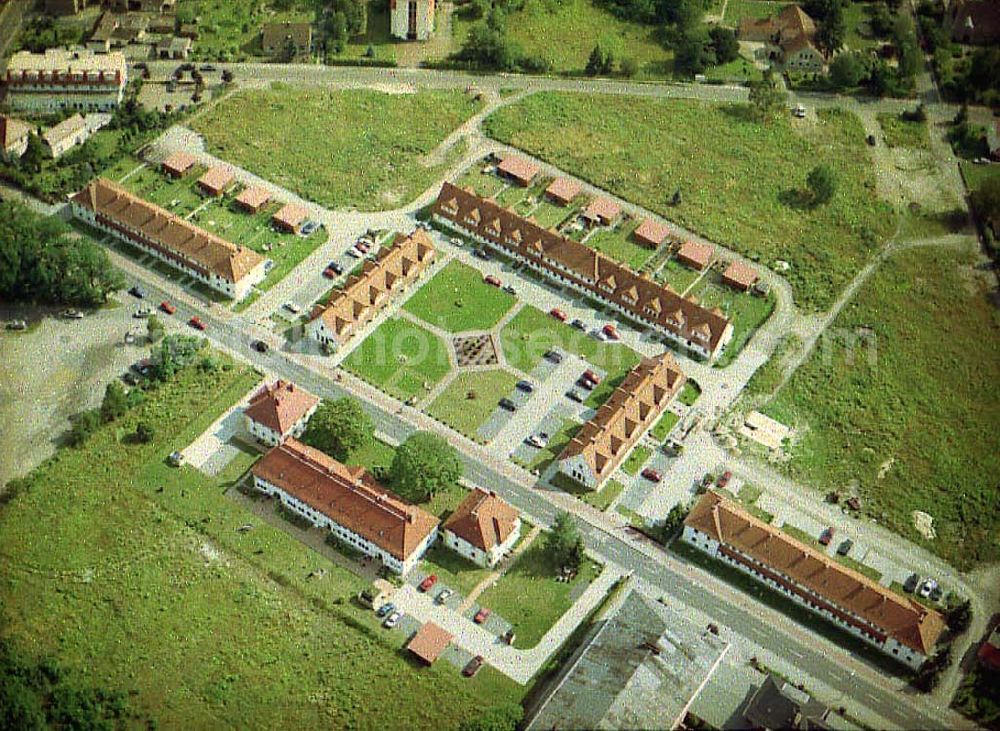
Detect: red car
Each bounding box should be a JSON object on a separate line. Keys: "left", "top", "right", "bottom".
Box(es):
{"left": 355, "top": 241, "right": 371, "bottom": 253}
{"left": 159, "top": 300, "right": 176, "bottom": 315}
{"left": 188, "top": 316, "right": 206, "bottom": 331}
{"left": 582, "top": 369, "right": 601, "bottom": 385}
{"left": 462, "top": 655, "right": 484, "bottom": 677}
{"left": 474, "top": 607, "right": 491, "bottom": 624}
{"left": 602, "top": 324, "right": 620, "bottom": 340}
{"left": 549, "top": 308, "right": 568, "bottom": 322}
{"left": 819, "top": 527, "right": 835, "bottom": 546}
{"left": 484, "top": 275, "right": 502, "bottom": 288}
{"left": 717, "top": 470, "right": 732, "bottom": 488}
{"left": 641, "top": 468, "right": 662, "bottom": 483}
{"left": 418, "top": 574, "right": 438, "bottom": 592}
{"left": 322, "top": 267, "right": 336, "bottom": 279}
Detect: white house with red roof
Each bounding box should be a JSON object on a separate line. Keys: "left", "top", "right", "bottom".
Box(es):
{"left": 243, "top": 380, "right": 320, "bottom": 447}
{"left": 441, "top": 488, "right": 521, "bottom": 567}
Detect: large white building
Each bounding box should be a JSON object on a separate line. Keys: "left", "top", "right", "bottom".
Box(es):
{"left": 390, "top": 0, "right": 435, "bottom": 40}
{"left": 42, "top": 112, "right": 111, "bottom": 159}
{"left": 682, "top": 491, "right": 945, "bottom": 670}
{"left": 243, "top": 380, "right": 320, "bottom": 447}
{"left": 3, "top": 49, "right": 127, "bottom": 113}
{"left": 70, "top": 178, "right": 268, "bottom": 301}
{"left": 441, "top": 488, "right": 521, "bottom": 567}
{"left": 252, "top": 439, "right": 440, "bottom": 574}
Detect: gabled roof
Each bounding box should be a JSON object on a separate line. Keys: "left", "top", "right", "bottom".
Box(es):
{"left": 442, "top": 488, "right": 520, "bottom": 552}
{"left": 583, "top": 196, "right": 622, "bottom": 222}
{"left": 0, "top": 114, "right": 32, "bottom": 152}
{"left": 252, "top": 439, "right": 439, "bottom": 561}
{"left": 497, "top": 154, "right": 540, "bottom": 183}
{"left": 71, "top": 177, "right": 264, "bottom": 283}
{"left": 197, "top": 165, "right": 234, "bottom": 193}
{"left": 235, "top": 186, "right": 271, "bottom": 210}
{"left": 633, "top": 218, "right": 671, "bottom": 246}
{"left": 244, "top": 379, "right": 319, "bottom": 436}
{"left": 407, "top": 622, "right": 452, "bottom": 664}
{"left": 722, "top": 260, "right": 759, "bottom": 288}
{"left": 685, "top": 491, "right": 946, "bottom": 654}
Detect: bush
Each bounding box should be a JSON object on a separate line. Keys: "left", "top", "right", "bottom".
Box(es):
{"left": 66, "top": 410, "right": 100, "bottom": 447}
{"left": 134, "top": 421, "right": 154, "bottom": 444}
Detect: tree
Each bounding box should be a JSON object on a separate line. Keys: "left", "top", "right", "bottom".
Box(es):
{"left": 221, "top": 69, "right": 234, "bottom": 83}
{"left": 971, "top": 175, "right": 1000, "bottom": 223}
{"left": 708, "top": 26, "right": 740, "bottom": 64}
{"left": 301, "top": 397, "right": 373, "bottom": 461}
{"left": 389, "top": 431, "right": 463, "bottom": 502}
{"left": 806, "top": 164, "right": 836, "bottom": 205}
{"left": 545, "top": 510, "right": 584, "bottom": 569}
{"left": 674, "top": 30, "right": 715, "bottom": 76}
{"left": 747, "top": 68, "right": 786, "bottom": 122}
{"left": 868, "top": 1, "right": 894, "bottom": 37}
{"left": 20, "top": 132, "right": 46, "bottom": 174}
{"left": 946, "top": 598, "right": 972, "bottom": 634}
{"left": 458, "top": 702, "right": 524, "bottom": 731}
{"left": 100, "top": 382, "right": 129, "bottom": 423}
{"left": 829, "top": 51, "right": 866, "bottom": 88}
{"left": 816, "top": 0, "right": 846, "bottom": 54}
{"left": 146, "top": 314, "right": 164, "bottom": 343}
{"left": 893, "top": 13, "right": 921, "bottom": 81}
{"left": 66, "top": 409, "right": 100, "bottom": 447}
{"left": 134, "top": 421, "right": 154, "bottom": 444}
{"left": 586, "top": 44, "right": 614, "bottom": 76}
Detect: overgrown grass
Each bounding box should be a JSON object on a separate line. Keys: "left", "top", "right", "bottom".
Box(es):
{"left": 762, "top": 247, "right": 1000, "bottom": 568}
{"left": 0, "top": 360, "right": 524, "bottom": 728}
{"left": 192, "top": 88, "right": 482, "bottom": 211}
{"left": 877, "top": 113, "right": 931, "bottom": 151}
{"left": 427, "top": 369, "right": 520, "bottom": 440}
{"left": 485, "top": 94, "right": 895, "bottom": 310}
{"left": 403, "top": 260, "right": 516, "bottom": 332}
{"left": 180, "top": 0, "right": 315, "bottom": 61}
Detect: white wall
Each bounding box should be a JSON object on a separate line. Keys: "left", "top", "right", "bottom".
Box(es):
{"left": 390, "top": 0, "right": 434, "bottom": 40}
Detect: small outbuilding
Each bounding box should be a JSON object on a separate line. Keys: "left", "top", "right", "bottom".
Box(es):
{"left": 272, "top": 203, "right": 309, "bottom": 234}
{"left": 235, "top": 186, "right": 272, "bottom": 214}
{"left": 721, "top": 260, "right": 760, "bottom": 291}
{"left": 581, "top": 197, "right": 622, "bottom": 228}
{"left": 407, "top": 622, "right": 452, "bottom": 665}
{"left": 496, "top": 155, "right": 540, "bottom": 187}
{"left": 676, "top": 240, "right": 715, "bottom": 271}
{"left": 197, "top": 166, "right": 235, "bottom": 197}
{"left": 632, "top": 218, "right": 671, "bottom": 249}
{"left": 545, "top": 177, "right": 582, "bottom": 206}
{"left": 161, "top": 150, "right": 197, "bottom": 178}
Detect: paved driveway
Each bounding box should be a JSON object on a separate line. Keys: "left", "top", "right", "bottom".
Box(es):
{"left": 180, "top": 382, "right": 260, "bottom": 474}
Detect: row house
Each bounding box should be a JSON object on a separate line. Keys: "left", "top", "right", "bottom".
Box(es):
{"left": 3, "top": 49, "right": 127, "bottom": 113}
{"left": 431, "top": 182, "right": 733, "bottom": 361}
{"left": 441, "top": 488, "right": 521, "bottom": 567}
{"left": 306, "top": 228, "right": 436, "bottom": 349}
{"left": 243, "top": 380, "right": 320, "bottom": 447}
{"left": 70, "top": 177, "right": 267, "bottom": 301}
{"left": 558, "top": 352, "right": 686, "bottom": 490}
{"left": 683, "top": 491, "right": 945, "bottom": 670}
{"left": 252, "top": 439, "right": 439, "bottom": 574}
{"left": 0, "top": 115, "right": 32, "bottom": 161}
{"left": 42, "top": 112, "right": 111, "bottom": 159}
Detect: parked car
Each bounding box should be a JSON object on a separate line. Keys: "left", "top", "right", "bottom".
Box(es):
{"left": 474, "top": 607, "right": 491, "bottom": 624}
{"left": 641, "top": 468, "right": 662, "bottom": 483}
{"left": 473, "top": 248, "right": 491, "bottom": 260}
{"left": 375, "top": 602, "right": 395, "bottom": 618}
{"left": 866, "top": 134, "right": 877, "bottom": 146}
{"left": 929, "top": 585, "right": 943, "bottom": 602}
{"left": 836, "top": 539, "right": 853, "bottom": 556}
{"left": 549, "top": 308, "right": 568, "bottom": 322}
{"left": 716, "top": 470, "right": 732, "bottom": 488}
{"left": 132, "top": 358, "right": 154, "bottom": 376}
{"left": 582, "top": 369, "right": 601, "bottom": 385}
{"left": 61, "top": 309, "right": 84, "bottom": 319}
{"left": 498, "top": 397, "right": 517, "bottom": 412}
{"left": 300, "top": 220, "right": 320, "bottom": 236}
{"left": 6, "top": 320, "right": 27, "bottom": 331}
{"left": 566, "top": 389, "right": 584, "bottom": 403}
{"left": 128, "top": 285, "right": 146, "bottom": 299}
{"left": 418, "top": 574, "right": 438, "bottom": 592}
{"left": 544, "top": 350, "right": 563, "bottom": 364}
{"left": 133, "top": 306, "right": 152, "bottom": 318}
{"left": 602, "top": 324, "right": 620, "bottom": 340}
{"left": 525, "top": 435, "right": 546, "bottom": 448}
{"left": 577, "top": 377, "right": 595, "bottom": 391}
{"left": 188, "top": 316, "right": 206, "bottom": 331}
{"left": 436, "top": 588, "right": 453, "bottom": 605}
{"left": 199, "top": 64, "right": 217, "bottom": 72}
{"left": 792, "top": 104, "right": 806, "bottom": 118}
{"left": 819, "top": 527, "right": 835, "bottom": 546}
{"left": 355, "top": 240, "right": 371, "bottom": 253}
{"left": 570, "top": 318, "right": 587, "bottom": 331}
{"left": 902, "top": 573, "right": 921, "bottom": 593}
{"left": 252, "top": 340, "right": 269, "bottom": 353}
{"left": 501, "top": 628, "right": 516, "bottom": 645}
{"left": 383, "top": 611, "right": 402, "bottom": 629}
{"left": 918, "top": 578, "right": 938, "bottom": 599}
{"left": 450, "top": 237, "right": 462, "bottom": 246}
{"left": 462, "top": 655, "right": 484, "bottom": 677}
{"left": 346, "top": 247, "right": 362, "bottom": 259}
{"left": 484, "top": 274, "right": 502, "bottom": 288}
{"left": 167, "top": 450, "right": 185, "bottom": 467}
{"left": 516, "top": 380, "right": 534, "bottom": 393}
{"left": 283, "top": 302, "right": 301, "bottom": 314}
{"left": 502, "top": 285, "right": 516, "bottom": 295}
{"left": 159, "top": 300, "right": 176, "bottom": 315}
{"left": 322, "top": 267, "right": 337, "bottom": 279}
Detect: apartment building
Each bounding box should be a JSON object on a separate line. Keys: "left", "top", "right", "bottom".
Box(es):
{"left": 441, "top": 488, "right": 521, "bottom": 567}
{"left": 558, "top": 352, "right": 686, "bottom": 490}
{"left": 4, "top": 49, "right": 127, "bottom": 113}
{"left": 243, "top": 380, "right": 320, "bottom": 447}
{"left": 432, "top": 182, "right": 733, "bottom": 360}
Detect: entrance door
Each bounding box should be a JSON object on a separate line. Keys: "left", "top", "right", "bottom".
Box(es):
{"left": 407, "top": 1, "right": 417, "bottom": 39}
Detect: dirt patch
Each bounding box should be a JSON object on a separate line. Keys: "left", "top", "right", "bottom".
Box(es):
{"left": 912, "top": 510, "right": 937, "bottom": 540}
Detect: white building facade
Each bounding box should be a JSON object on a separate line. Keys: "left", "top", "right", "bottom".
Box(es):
{"left": 390, "top": 0, "right": 434, "bottom": 40}
{"left": 442, "top": 518, "right": 521, "bottom": 568}
{"left": 4, "top": 49, "right": 127, "bottom": 113}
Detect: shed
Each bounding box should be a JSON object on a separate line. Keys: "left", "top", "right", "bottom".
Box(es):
{"left": 272, "top": 203, "right": 309, "bottom": 233}
{"left": 582, "top": 197, "right": 622, "bottom": 228}
{"left": 676, "top": 240, "right": 715, "bottom": 271}
{"left": 235, "top": 186, "right": 272, "bottom": 213}
{"left": 197, "top": 166, "right": 235, "bottom": 197}
{"left": 161, "top": 150, "right": 197, "bottom": 178}
{"left": 721, "top": 260, "right": 759, "bottom": 291}
{"left": 545, "top": 177, "right": 582, "bottom": 206}
{"left": 497, "top": 155, "right": 539, "bottom": 187}
{"left": 633, "top": 218, "right": 671, "bottom": 248}
{"left": 407, "top": 622, "right": 452, "bottom": 665}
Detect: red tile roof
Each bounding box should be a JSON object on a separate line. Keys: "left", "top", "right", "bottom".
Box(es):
{"left": 235, "top": 186, "right": 271, "bottom": 211}
{"left": 161, "top": 150, "right": 197, "bottom": 175}
{"left": 497, "top": 155, "right": 540, "bottom": 185}
{"left": 686, "top": 491, "right": 945, "bottom": 655}
{"left": 676, "top": 240, "right": 714, "bottom": 270}
{"left": 244, "top": 379, "right": 319, "bottom": 436}
{"left": 197, "top": 165, "right": 234, "bottom": 194}
{"left": 442, "top": 488, "right": 520, "bottom": 552}
{"left": 582, "top": 196, "right": 622, "bottom": 224}
{"left": 272, "top": 203, "right": 309, "bottom": 230}
{"left": 71, "top": 177, "right": 264, "bottom": 283}
{"left": 722, "top": 260, "right": 759, "bottom": 289}
{"left": 252, "top": 439, "right": 439, "bottom": 562}
{"left": 407, "top": 622, "right": 452, "bottom": 664}
{"left": 633, "top": 219, "right": 671, "bottom": 248}
{"left": 545, "top": 177, "right": 582, "bottom": 205}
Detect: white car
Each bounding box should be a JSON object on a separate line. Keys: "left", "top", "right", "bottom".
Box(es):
{"left": 436, "top": 588, "right": 453, "bottom": 605}
{"left": 918, "top": 579, "right": 937, "bottom": 598}
{"left": 450, "top": 237, "right": 462, "bottom": 246}
{"left": 133, "top": 307, "right": 152, "bottom": 318}
{"left": 383, "top": 611, "right": 402, "bottom": 629}
{"left": 346, "top": 248, "right": 362, "bottom": 259}
{"left": 525, "top": 435, "right": 547, "bottom": 448}
{"left": 283, "top": 302, "right": 301, "bottom": 314}
{"left": 61, "top": 309, "right": 84, "bottom": 319}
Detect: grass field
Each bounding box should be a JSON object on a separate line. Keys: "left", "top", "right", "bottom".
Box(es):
{"left": 192, "top": 88, "right": 482, "bottom": 211}
{"left": 485, "top": 94, "right": 895, "bottom": 310}
{"left": 404, "top": 260, "right": 516, "bottom": 332}
{"left": 419, "top": 544, "right": 493, "bottom": 595}
{"left": 584, "top": 220, "right": 656, "bottom": 270}
{"left": 427, "top": 370, "right": 520, "bottom": 440}
{"left": 500, "top": 305, "right": 641, "bottom": 378}
{"left": 877, "top": 113, "right": 931, "bottom": 151}
{"left": 0, "top": 360, "right": 522, "bottom": 728}
{"left": 689, "top": 279, "right": 776, "bottom": 367}
{"left": 762, "top": 247, "right": 1000, "bottom": 568}
{"left": 722, "top": 0, "right": 791, "bottom": 24}
{"left": 342, "top": 317, "right": 451, "bottom": 402}
{"left": 621, "top": 444, "right": 653, "bottom": 475}
{"left": 475, "top": 542, "right": 601, "bottom": 649}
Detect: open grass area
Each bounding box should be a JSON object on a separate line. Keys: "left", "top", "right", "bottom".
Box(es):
{"left": 485, "top": 94, "right": 895, "bottom": 310}
{"left": 581, "top": 478, "right": 625, "bottom": 511}
{"left": 419, "top": 544, "right": 494, "bottom": 596}
{"left": 656, "top": 257, "right": 705, "bottom": 294}
{"left": 119, "top": 163, "right": 206, "bottom": 216}
{"left": 501, "top": 304, "right": 641, "bottom": 379}
{"left": 621, "top": 444, "right": 653, "bottom": 475}
{"left": 518, "top": 418, "right": 582, "bottom": 473}
{"left": 762, "top": 247, "right": 1000, "bottom": 569}
{"left": 192, "top": 88, "right": 482, "bottom": 211}
{"left": 584, "top": 219, "right": 656, "bottom": 270}
{"left": 342, "top": 317, "right": 451, "bottom": 402}
{"left": 0, "top": 359, "right": 523, "bottom": 728}
{"left": 722, "top": 0, "right": 791, "bottom": 24}
{"left": 403, "top": 260, "right": 516, "bottom": 332}
{"left": 877, "top": 113, "right": 931, "bottom": 151}
{"left": 456, "top": 166, "right": 508, "bottom": 199}
{"left": 650, "top": 411, "right": 680, "bottom": 441}
{"left": 688, "top": 278, "right": 776, "bottom": 367}
{"left": 427, "top": 369, "right": 520, "bottom": 440}
{"left": 476, "top": 542, "right": 601, "bottom": 649}
{"left": 179, "top": 0, "right": 315, "bottom": 61}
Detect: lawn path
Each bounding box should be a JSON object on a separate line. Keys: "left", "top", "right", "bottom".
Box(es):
{"left": 457, "top": 524, "right": 542, "bottom": 612}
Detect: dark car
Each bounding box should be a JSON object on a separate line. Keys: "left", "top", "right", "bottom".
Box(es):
{"left": 473, "top": 248, "right": 491, "bottom": 260}
{"left": 516, "top": 380, "right": 534, "bottom": 393}
{"left": 329, "top": 261, "right": 344, "bottom": 275}
{"left": 199, "top": 64, "right": 217, "bottom": 72}
{"left": 375, "top": 602, "right": 395, "bottom": 618}
{"left": 716, "top": 470, "right": 732, "bottom": 489}
{"left": 570, "top": 318, "right": 586, "bottom": 331}
{"left": 498, "top": 398, "right": 517, "bottom": 412}
{"left": 902, "top": 573, "right": 920, "bottom": 593}
{"left": 836, "top": 539, "right": 854, "bottom": 556}
{"left": 566, "top": 389, "right": 584, "bottom": 403}
{"left": 502, "top": 285, "right": 516, "bottom": 295}
{"left": 462, "top": 655, "right": 484, "bottom": 677}
{"left": 252, "top": 340, "right": 269, "bottom": 353}
{"left": 819, "top": 527, "right": 835, "bottom": 546}
{"left": 128, "top": 285, "right": 146, "bottom": 299}
{"left": 544, "top": 350, "right": 563, "bottom": 364}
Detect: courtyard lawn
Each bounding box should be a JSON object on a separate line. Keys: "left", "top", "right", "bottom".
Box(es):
{"left": 451, "top": 0, "right": 673, "bottom": 78}
{"left": 346, "top": 437, "right": 396, "bottom": 473}
{"left": 0, "top": 359, "right": 523, "bottom": 729}
{"left": 877, "top": 113, "right": 931, "bottom": 151}
{"left": 192, "top": 88, "right": 483, "bottom": 211}
{"left": 475, "top": 542, "right": 601, "bottom": 649}
{"left": 427, "top": 370, "right": 520, "bottom": 440}
{"left": 762, "top": 247, "right": 1000, "bottom": 569}
{"left": 581, "top": 479, "right": 625, "bottom": 511}
{"left": 621, "top": 444, "right": 653, "bottom": 475}
{"left": 500, "top": 305, "right": 641, "bottom": 379}
{"left": 678, "top": 380, "right": 701, "bottom": 406}
{"left": 419, "top": 544, "right": 494, "bottom": 596}
{"left": 650, "top": 411, "right": 680, "bottom": 441}
{"left": 656, "top": 257, "right": 705, "bottom": 294}
{"left": 119, "top": 164, "right": 206, "bottom": 217}
{"left": 531, "top": 200, "right": 577, "bottom": 229}
{"left": 456, "top": 167, "right": 507, "bottom": 199}
{"left": 584, "top": 220, "right": 657, "bottom": 270}
{"left": 342, "top": 317, "right": 451, "bottom": 402}
{"left": 485, "top": 94, "right": 895, "bottom": 310}
{"left": 403, "top": 260, "right": 516, "bottom": 332}
{"left": 688, "top": 279, "right": 776, "bottom": 367}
